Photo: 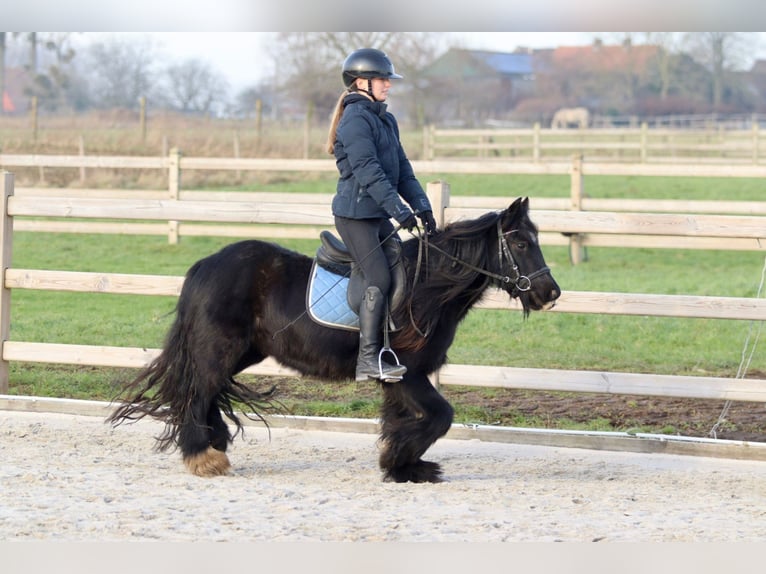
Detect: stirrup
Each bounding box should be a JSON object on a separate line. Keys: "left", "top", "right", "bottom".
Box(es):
{"left": 378, "top": 347, "right": 405, "bottom": 383}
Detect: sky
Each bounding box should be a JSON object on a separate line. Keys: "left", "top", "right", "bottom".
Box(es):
{"left": 4, "top": 0, "right": 766, "bottom": 32}
{"left": 73, "top": 32, "right": 630, "bottom": 93}
{"left": 5, "top": 1, "right": 766, "bottom": 92}
{"left": 158, "top": 32, "right": 599, "bottom": 90}
{"left": 72, "top": 31, "right": 766, "bottom": 95}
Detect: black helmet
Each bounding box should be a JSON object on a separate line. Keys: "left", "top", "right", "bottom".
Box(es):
{"left": 342, "top": 48, "right": 403, "bottom": 88}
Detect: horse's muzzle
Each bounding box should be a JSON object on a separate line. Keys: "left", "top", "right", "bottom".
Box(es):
{"left": 528, "top": 275, "right": 560, "bottom": 311}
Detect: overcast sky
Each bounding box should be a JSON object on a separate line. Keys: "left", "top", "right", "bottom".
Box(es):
{"left": 6, "top": 0, "right": 766, "bottom": 93}
{"left": 4, "top": 0, "right": 765, "bottom": 32}
{"left": 72, "top": 32, "right": 766, "bottom": 93}
{"left": 71, "top": 32, "right": 639, "bottom": 92}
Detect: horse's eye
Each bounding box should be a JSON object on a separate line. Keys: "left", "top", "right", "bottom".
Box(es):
{"left": 515, "top": 242, "right": 527, "bottom": 250}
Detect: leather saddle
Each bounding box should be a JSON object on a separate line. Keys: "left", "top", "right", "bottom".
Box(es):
{"left": 306, "top": 230, "right": 406, "bottom": 331}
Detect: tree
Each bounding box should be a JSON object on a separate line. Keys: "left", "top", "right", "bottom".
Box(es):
{"left": 684, "top": 32, "right": 758, "bottom": 109}
{"left": 26, "top": 33, "right": 79, "bottom": 111}
{"left": 0, "top": 33, "right": 6, "bottom": 114}
{"left": 268, "top": 32, "right": 444, "bottom": 125}
{"left": 233, "top": 82, "right": 275, "bottom": 119}
{"left": 161, "top": 58, "right": 229, "bottom": 115}
{"left": 638, "top": 33, "right": 683, "bottom": 101}
{"left": 84, "top": 35, "right": 159, "bottom": 109}
{"left": 0, "top": 33, "right": 81, "bottom": 113}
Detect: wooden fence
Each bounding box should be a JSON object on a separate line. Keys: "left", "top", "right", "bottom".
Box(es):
{"left": 423, "top": 124, "right": 766, "bottom": 164}
{"left": 3, "top": 151, "right": 766, "bottom": 265}
{"left": 1, "top": 171, "right": 765, "bottom": 408}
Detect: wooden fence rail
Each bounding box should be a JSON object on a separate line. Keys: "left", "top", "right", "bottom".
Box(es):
{"left": 4, "top": 152, "right": 766, "bottom": 261}
{"left": 0, "top": 171, "right": 764, "bottom": 406}
{"left": 422, "top": 124, "right": 766, "bottom": 164}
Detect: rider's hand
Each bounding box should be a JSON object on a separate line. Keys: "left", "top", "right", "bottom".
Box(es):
{"left": 400, "top": 213, "right": 418, "bottom": 232}
{"left": 418, "top": 210, "right": 437, "bottom": 235}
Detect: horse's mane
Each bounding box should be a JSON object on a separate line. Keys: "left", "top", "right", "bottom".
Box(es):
{"left": 392, "top": 210, "right": 502, "bottom": 352}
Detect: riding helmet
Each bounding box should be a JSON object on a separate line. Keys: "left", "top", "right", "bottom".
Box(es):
{"left": 342, "top": 48, "right": 403, "bottom": 88}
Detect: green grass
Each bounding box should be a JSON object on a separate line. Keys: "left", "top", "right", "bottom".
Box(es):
{"left": 204, "top": 171, "right": 766, "bottom": 203}
{"left": 449, "top": 243, "right": 765, "bottom": 376}
{"left": 428, "top": 173, "right": 766, "bottom": 201}
{"left": 4, "top": 172, "right": 766, "bottom": 431}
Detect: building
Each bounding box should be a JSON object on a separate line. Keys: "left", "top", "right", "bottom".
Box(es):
{"left": 420, "top": 48, "right": 537, "bottom": 125}
{"left": 2, "top": 68, "right": 32, "bottom": 115}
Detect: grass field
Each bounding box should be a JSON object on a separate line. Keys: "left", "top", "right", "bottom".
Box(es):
{"left": 3, "top": 165, "right": 766, "bottom": 431}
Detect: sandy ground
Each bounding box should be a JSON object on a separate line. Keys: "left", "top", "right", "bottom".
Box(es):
{"left": 1, "top": 409, "right": 766, "bottom": 542}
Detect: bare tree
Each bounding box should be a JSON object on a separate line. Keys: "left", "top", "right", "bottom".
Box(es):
{"left": 29, "top": 33, "right": 79, "bottom": 111}
{"left": 684, "top": 32, "right": 758, "bottom": 109}
{"left": 268, "top": 32, "right": 444, "bottom": 124}
{"left": 84, "top": 35, "right": 159, "bottom": 109}
{"left": 161, "top": 58, "right": 229, "bottom": 115}
{"left": 27, "top": 32, "right": 37, "bottom": 74}
{"left": 640, "top": 33, "right": 683, "bottom": 100}
{"left": 0, "top": 33, "right": 6, "bottom": 114}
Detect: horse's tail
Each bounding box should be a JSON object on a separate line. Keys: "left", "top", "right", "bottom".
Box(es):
{"left": 107, "top": 304, "right": 278, "bottom": 452}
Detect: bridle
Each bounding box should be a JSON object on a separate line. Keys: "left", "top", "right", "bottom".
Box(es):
{"left": 495, "top": 220, "right": 551, "bottom": 292}
{"left": 414, "top": 218, "right": 550, "bottom": 293}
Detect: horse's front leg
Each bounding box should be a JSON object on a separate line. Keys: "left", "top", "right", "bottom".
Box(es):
{"left": 378, "top": 372, "right": 454, "bottom": 483}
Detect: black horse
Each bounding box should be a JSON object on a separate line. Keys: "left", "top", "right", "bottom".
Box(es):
{"left": 108, "top": 197, "right": 560, "bottom": 483}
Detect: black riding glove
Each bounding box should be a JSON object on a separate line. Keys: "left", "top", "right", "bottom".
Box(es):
{"left": 399, "top": 213, "right": 418, "bottom": 232}
{"left": 418, "top": 210, "right": 437, "bottom": 235}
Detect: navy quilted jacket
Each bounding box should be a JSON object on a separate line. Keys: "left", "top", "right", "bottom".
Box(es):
{"left": 331, "top": 93, "right": 431, "bottom": 222}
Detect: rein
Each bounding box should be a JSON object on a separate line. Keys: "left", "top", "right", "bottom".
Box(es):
{"left": 413, "top": 219, "right": 550, "bottom": 292}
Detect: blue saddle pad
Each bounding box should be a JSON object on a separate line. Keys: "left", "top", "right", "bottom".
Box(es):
{"left": 306, "top": 261, "right": 360, "bottom": 331}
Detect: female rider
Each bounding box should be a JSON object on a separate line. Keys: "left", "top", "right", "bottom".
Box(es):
{"left": 326, "top": 48, "right": 437, "bottom": 383}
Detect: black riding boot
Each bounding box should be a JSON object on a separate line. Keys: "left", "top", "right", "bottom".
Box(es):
{"left": 355, "top": 286, "right": 407, "bottom": 383}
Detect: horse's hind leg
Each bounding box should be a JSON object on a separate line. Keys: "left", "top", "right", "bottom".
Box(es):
{"left": 179, "top": 393, "right": 232, "bottom": 477}
{"left": 378, "top": 373, "right": 454, "bottom": 483}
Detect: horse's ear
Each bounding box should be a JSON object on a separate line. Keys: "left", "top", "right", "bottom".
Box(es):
{"left": 507, "top": 197, "right": 529, "bottom": 213}
{"left": 504, "top": 197, "right": 529, "bottom": 226}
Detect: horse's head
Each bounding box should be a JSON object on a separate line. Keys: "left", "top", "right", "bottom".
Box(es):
{"left": 497, "top": 197, "right": 560, "bottom": 314}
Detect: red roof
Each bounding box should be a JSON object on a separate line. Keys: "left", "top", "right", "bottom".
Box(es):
{"left": 3, "top": 90, "right": 15, "bottom": 112}
{"left": 2, "top": 68, "right": 31, "bottom": 114}
{"left": 551, "top": 44, "right": 660, "bottom": 73}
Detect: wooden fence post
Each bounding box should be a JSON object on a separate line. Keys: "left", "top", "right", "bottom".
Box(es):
{"left": 425, "top": 124, "right": 435, "bottom": 161}
{"left": 479, "top": 134, "right": 488, "bottom": 159}
{"left": 426, "top": 179, "right": 450, "bottom": 230}
{"left": 233, "top": 130, "right": 241, "bottom": 181}
{"left": 425, "top": 180, "right": 452, "bottom": 388}
{"left": 752, "top": 122, "right": 760, "bottom": 165}
{"left": 0, "top": 172, "right": 14, "bottom": 393}
{"left": 30, "top": 96, "right": 38, "bottom": 142}
{"left": 139, "top": 96, "right": 147, "bottom": 144}
{"left": 78, "top": 135, "right": 86, "bottom": 183}
{"left": 569, "top": 155, "right": 585, "bottom": 265}
{"left": 533, "top": 122, "right": 540, "bottom": 162}
{"left": 167, "top": 148, "right": 181, "bottom": 245}
{"left": 303, "top": 101, "right": 314, "bottom": 159}
{"left": 255, "top": 98, "right": 263, "bottom": 139}
{"left": 640, "top": 122, "right": 648, "bottom": 163}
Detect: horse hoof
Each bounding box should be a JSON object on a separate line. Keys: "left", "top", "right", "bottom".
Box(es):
{"left": 383, "top": 460, "right": 443, "bottom": 483}
{"left": 184, "top": 446, "right": 231, "bottom": 477}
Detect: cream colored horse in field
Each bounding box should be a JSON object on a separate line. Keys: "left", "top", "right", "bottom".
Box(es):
{"left": 551, "top": 107, "right": 590, "bottom": 129}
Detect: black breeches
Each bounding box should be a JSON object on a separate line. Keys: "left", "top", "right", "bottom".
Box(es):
{"left": 334, "top": 216, "right": 396, "bottom": 296}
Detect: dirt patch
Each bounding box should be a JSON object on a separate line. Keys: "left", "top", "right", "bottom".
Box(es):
{"left": 258, "top": 374, "right": 766, "bottom": 443}
{"left": 442, "top": 388, "right": 766, "bottom": 441}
